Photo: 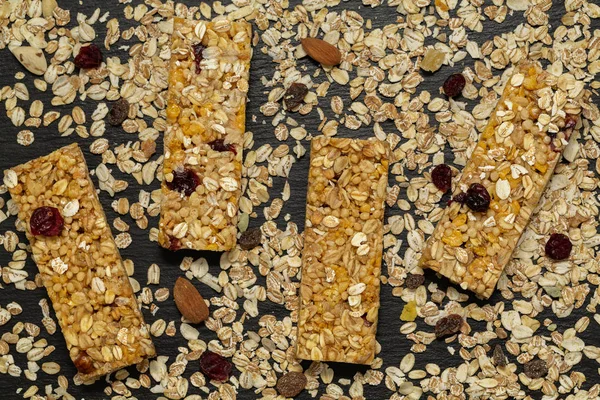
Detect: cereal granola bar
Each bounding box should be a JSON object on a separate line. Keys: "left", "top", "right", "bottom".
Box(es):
{"left": 158, "top": 17, "right": 251, "bottom": 251}
{"left": 420, "top": 61, "right": 589, "bottom": 299}
{"left": 296, "top": 136, "right": 389, "bottom": 364}
{"left": 4, "top": 144, "right": 156, "bottom": 382}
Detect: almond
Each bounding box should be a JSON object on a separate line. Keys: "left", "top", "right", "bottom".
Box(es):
{"left": 173, "top": 277, "right": 209, "bottom": 323}
{"left": 301, "top": 38, "right": 341, "bottom": 66}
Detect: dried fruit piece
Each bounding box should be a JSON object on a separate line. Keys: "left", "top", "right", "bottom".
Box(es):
{"left": 301, "top": 38, "right": 341, "bottom": 66}
{"left": 523, "top": 359, "right": 548, "bottom": 379}
{"left": 30, "top": 206, "right": 64, "bottom": 236}
{"left": 74, "top": 44, "right": 103, "bottom": 69}
{"left": 493, "top": 344, "right": 507, "bottom": 367}
{"left": 166, "top": 168, "right": 200, "bottom": 196}
{"left": 405, "top": 273, "right": 425, "bottom": 289}
{"left": 545, "top": 233, "right": 572, "bottom": 261}
{"left": 173, "top": 277, "right": 209, "bottom": 323}
{"left": 276, "top": 371, "right": 307, "bottom": 398}
{"left": 199, "top": 351, "right": 232, "bottom": 381}
{"left": 168, "top": 237, "right": 181, "bottom": 251}
{"left": 74, "top": 351, "right": 94, "bottom": 374}
{"left": 400, "top": 301, "right": 417, "bottom": 322}
{"left": 443, "top": 74, "right": 466, "bottom": 97}
{"left": 10, "top": 46, "right": 48, "bottom": 76}
{"left": 465, "top": 183, "right": 491, "bottom": 212}
{"left": 192, "top": 43, "right": 205, "bottom": 73}
{"left": 284, "top": 83, "right": 308, "bottom": 110}
{"left": 108, "top": 98, "right": 130, "bottom": 126}
{"left": 420, "top": 48, "right": 445, "bottom": 72}
{"left": 435, "top": 314, "right": 463, "bottom": 338}
{"left": 239, "top": 228, "right": 262, "bottom": 250}
{"left": 449, "top": 192, "right": 468, "bottom": 206}
{"left": 208, "top": 139, "right": 237, "bottom": 155}
{"left": 431, "top": 164, "right": 452, "bottom": 193}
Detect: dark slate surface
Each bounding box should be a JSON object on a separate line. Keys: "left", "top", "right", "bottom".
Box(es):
{"left": 0, "top": 1, "right": 598, "bottom": 399}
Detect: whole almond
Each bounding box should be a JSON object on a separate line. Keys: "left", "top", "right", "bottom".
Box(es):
{"left": 173, "top": 277, "right": 209, "bottom": 323}
{"left": 301, "top": 38, "right": 341, "bottom": 66}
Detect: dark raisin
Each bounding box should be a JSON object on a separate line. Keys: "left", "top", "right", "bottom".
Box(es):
{"left": 208, "top": 139, "right": 237, "bottom": 155}
{"left": 74, "top": 351, "right": 95, "bottom": 374}
{"left": 449, "top": 192, "right": 468, "bottom": 206}
{"left": 405, "top": 273, "right": 425, "bottom": 289}
{"left": 276, "top": 371, "right": 307, "bottom": 398}
{"left": 523, "top": 359, "right": 548, "bottom": 379}
{"left": 493, "top": 344, "right": 507, "bottom": 367}
{"left": 192, "top": 43, "right": 205, "bottom": 73}
{"left": 443, "top": 73, "right": 466, "bottom": 98}
{"left": 239, "top": 228, "right": 262, "bottom": 250}
{"left": 168, "top": 237, "right": 181, "bottom": 251}
{"left": 108, "top": 98, "right": 130, "bottom": 126}
{"left": 283, "top": 83, "right": 308, "bottom": 110}
{"left": 166, "top": 168, "right": 200, "bottom": 196}
{"left": 435, "top": 314, "right": 463, "bottom": 338}
{"left": 74, "top": 44, "right": 103, "bottom": 69}
{"left": 465, "top": 183, "right": 491, "bottom": 212}
{"left": 30, "top": 206, "right": 64, "bottom": 236}
{"left": 431, "top": 164, "right": 452, "bottom": 193}
{"left": 545, "top": 233, "right": 572, "bottom": 261}
{"left": 199, "top": 350, "right": 232, "bottom": 381}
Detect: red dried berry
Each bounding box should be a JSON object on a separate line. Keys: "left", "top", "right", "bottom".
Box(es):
{"left": 199, "top": 351, "right": 232, "bottom": 381}
{"left": 166, "top": 168, "right": 200, "bottom": 196}
{"left": 30, "top": 206, "right": 64, "bottom": 236}
{"left": 192, "top": 43, "right": 205, "bottom": 73}
{"left": 74, "top": 351, "right": 95, "bottom": 374}
{"left": 443, "top": 73, "right": 466, "bottom": 98}
{"left": 168, "top": 237, "right": 181, "bottom": 251}
{"left": 435, "top": 314, "right": 463, "bottom": 338}
{"left": 74, "top": 44, "right": 103, "bottom": 69}
{"left": 465, "top": 183, "right": 491, "bottom": 212}
{"left": 208, "top": 139, "right": 237, "bottom": 155}
{"left": 545, "top": 233, "right": 572, "bottom": 261}
{"left": 284, "top": 83, "right": 309, "bottom": 110}
{"left": 431, "top": 164, "right": 452, "bottom": 193}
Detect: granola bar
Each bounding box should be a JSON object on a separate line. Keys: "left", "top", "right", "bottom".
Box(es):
{"left": 296, "top": 137, "right": 389, "bottom": 364}
{"left": 4, "top": 144, "right": 155, "bottom": 382}
{"left": 420, "top": 61, "right": 589, "bottom": 299}
{"left": 158, "top": 17, "right": 251, "bottom": 251}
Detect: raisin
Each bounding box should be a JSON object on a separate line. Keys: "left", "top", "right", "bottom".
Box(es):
{"left": 449, "top": 192, "right": 468, "bottom": 206}
{"left": 523, "top": 359, "right": 547, "bottom": 379}
{"left": 168, "top": 237, "right": 181, "bottom": 251}
{"left": 493, "top": 344, "right": 507, "bottom": 367}
{"left": 283, "top": 83, "right": 308, "bottom": 110}
{"left": 465, "top": 183, "right": 491, "bottom": 212}
{"left": 276, "top": 371, "right": 307, "bottom": 398}
{"left": 30, "top": 206, "right": 64, "bottom": 236}
{"left": 166, "top": 168, "right": 200, "bottom": 196}
{"left": 74, "top": 351, "right": 95, "bottom": 374}
{"left": 192, "top": 43, "right": 205, "bottom": 73}
{"left": 405, "top": 273, "right": 425, "bottom": 289}
{"left": 431, "top": 164, "right": 452, "bottom": 193}
{"left": 74, "top": 44, "right": 103, "bottom": 69}
{"left": 239, "top": 228, "right": 262, "bottom": 250}
{"left": 545, "top": 233, "right": 572, "bottom": 261}
{"left": 208, "top": 139, "right": 237, "bottom": 155}
{"left": 435, "top": 314, "right": 463, "bottom": 338}
{"left": 362, "top": 314, "right": 373, "bottom": 327}
{"left": 442, "top": 73, "right": 466, "bottom": 98}
{"left": 564, "top": 115, "right": 577, "bottom": 130}
{"left": 108, "top": 98, "right": 130, "bottom": 126}
{"left": 199, "top": 350, "right": 232, "bottom": 381}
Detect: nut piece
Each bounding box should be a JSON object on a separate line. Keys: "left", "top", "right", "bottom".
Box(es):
{"left": 173, "top": 277, "right": 209, "bottom": 323}
{"left": 301, "top": 38, "right": 342, "bottom": 66}
{"left": 10, "top": 46, "right": 48, "bottom": 76}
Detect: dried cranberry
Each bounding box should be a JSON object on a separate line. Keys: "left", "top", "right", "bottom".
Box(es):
{"left": 74, "top": 44, "right": 103, "bottom": 69}
{"left": 435, "top": 314, "right": 463, "bottom": 338}
{"left": 74, "top": 351, "right": 95, "bottom": 374}
{"left": 192, "top": 43, "right": 205, "bottom": 73}
{"left": 523, "top": 359, "right": 547, "bottom": 379}
{"left": 238, "top": 228, "right": 262, "bottom": 250}
{"left": 545, "top": 233, "right": 572, "bottom": 261}
{"left": 30, "top": 206, "right": 64, "bottom": 236}
{"left": 405, "top": 273, "right": 425, "bottom": 289}
{"left": 431, "top": 164, "right": 452, "bottom": 193}
{"left": 443, "top": 73, "right": 466, "bottom": 98}
{"left": 168, "top": 237, "right": 181, "bottom": 251}
{"left": 284, "top": 83, "right": 308, "bottom": 110}
{"left": 465, "top": 183, "right": 491, "bottom": 212}
{"left": 166, "top": 168, "right": 200, "bottom": 196}
{"left": 564, "top": 115, "right": 577, "bottom": 130}
{"left": 276, "top": 371, "right": 307, "bottom": 398}
{"left": 208, "top": 139, "right": 237, "bottom": 155}
{"left": 108, "top": 98, "right": 130, "bottom": 126}
{"left": 199, "top": 350, "right": 232, "bottom": 381}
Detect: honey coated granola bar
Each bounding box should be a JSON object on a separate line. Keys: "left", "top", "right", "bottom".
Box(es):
{"left": 420, "top": 61, "right": 589, "bottom": 299}
{"left": 158, "top": 17, "right": 251, "bottom": 251}
{"left": 4, "top": 144, "right": 155, "bottom": 382}
{"left": 296, "top": 137, "right": 389, "bottom": 364}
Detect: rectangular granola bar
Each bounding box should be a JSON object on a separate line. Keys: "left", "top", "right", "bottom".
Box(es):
{"left": 4, "top": 144, "right": 155, "bottom": 382}
{"left": 420, "top": 61, "right": 588, "bottom": 299}
{"left": 158, "top": 17, "right": 251, "bottom": 251}
{"left": 296, "top": 136, "right": 389, "bottom": 364}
